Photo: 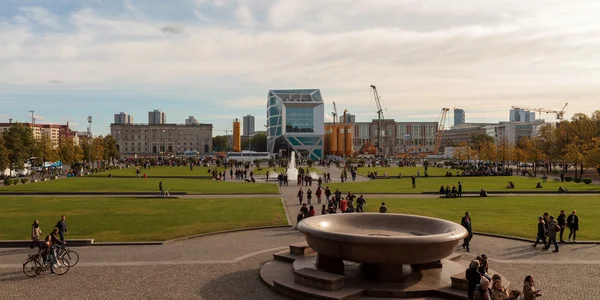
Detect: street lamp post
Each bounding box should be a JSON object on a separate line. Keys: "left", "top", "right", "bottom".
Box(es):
{"left": 87, "top": 116, "right": 92, "bottom": 168}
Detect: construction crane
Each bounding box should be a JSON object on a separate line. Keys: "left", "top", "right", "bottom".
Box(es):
{"left": 370, "top": 85, "right": 384, "bottom": 156}
{"left": 433, "top": 108, "right": 450, "bottom": 155}
{"left": 511, "top": 103, "right": 568, "bottom": 120}
{"left": 332, "top": 102, "right": 338, "bottom": 125}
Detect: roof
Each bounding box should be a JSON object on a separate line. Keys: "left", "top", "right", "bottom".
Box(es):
{"left": 269, "top": 89, "right": 322, "bottom": 102}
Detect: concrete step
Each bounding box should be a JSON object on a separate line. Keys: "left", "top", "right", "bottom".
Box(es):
{"left": 274, "top": 250, "right": 302, "bottom": 263}
{"left": 434, "top": 287, "right": 468, "bottom": 300}
{"left": 290, "top": 241, "right": 315, "bottom": 256}
{"left": 294, "top": 267, "right": 345, "bottom": 291}
{"left": 274, "top": 280, "right": 363, "bottom": 300}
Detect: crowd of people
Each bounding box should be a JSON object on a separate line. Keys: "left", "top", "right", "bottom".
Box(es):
{"left": 295, "top": 187, "right": 369, "bottom": 225}
{"left": 439, "top": 182, "right": 463, "bottom": 197}
{"left": 533, "top": 210, "right": 579, "bottom": 252}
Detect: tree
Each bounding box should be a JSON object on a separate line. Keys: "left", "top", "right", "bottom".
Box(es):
{"left": 0, "top": 135, "right": 9, "bottom": 170}
{"left": 520, "top": 136, "right": 544, "bottom": 176}
{"left": 58, "top": 135, "right": 83, "bottom": 165}
{"left": 470, "top": 134, "right": 494, "bottom": 161}
{"left": 91, "top": 137, "right": 105, "bottom": 166}
{"left": 2, "top": 123, "right": 36, "bottom": 168}
{"left": 212, "top": 136, "right": 229, "bottom": 151}
{"left": 103, "top": 135, "right": 120, "bottom": 165}
{"left": 35, "top": 134, "right": 58, "bottom": 163}
{"left": 241, "top": 133, "right": 267, "bottom": 152}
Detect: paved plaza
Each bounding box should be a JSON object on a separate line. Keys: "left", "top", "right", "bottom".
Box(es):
{"left": 1, "top": 167, "right": 599, "bottom": 299}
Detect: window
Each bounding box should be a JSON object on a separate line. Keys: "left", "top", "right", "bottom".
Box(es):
{"left": 285, "top": 107, "right": 314, "bottom": 133}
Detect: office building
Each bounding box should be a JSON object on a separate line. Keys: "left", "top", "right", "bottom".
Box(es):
{"left": 484, "top": 121, "right": 544, "bottom": 145}
{"left": 453, "top": 108, "right": 465, "bottom": 126}
{"left": 114, "top": 112, "right": 133, "bottom": 125}
{"left": 185, "top": 116, "right": 199, "bottom": 125}
{"left": 266, "top": 89, "right": 325, "bottom": 160}
{"left": 510, "top": 108, "right": 536, "bottom": 123}
{"left": 148, "top": 110, "right": 166, "bottom": 125}
{"left": 242, "top": 115, "right": 255, "bottom": 136}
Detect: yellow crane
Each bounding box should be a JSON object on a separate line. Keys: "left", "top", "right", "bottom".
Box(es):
{"left": 511, "top": 103, "right": 568, "bottom": 120}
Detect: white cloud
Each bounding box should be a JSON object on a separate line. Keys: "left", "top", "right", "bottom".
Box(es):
{"left": 2, "top": 0, "right": 600, "bottom": 124}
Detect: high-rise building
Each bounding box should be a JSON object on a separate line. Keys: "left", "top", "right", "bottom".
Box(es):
{"left": 114, "top": 112, "right": 133, "bottom": 124}
{"left": 185, "top": 116, "right": 198, "bottom": 125}
{"left": 339, "top": 114, "right": 355, "bottom": 123}
{"left": 243, "top": 115, "right": 255, "bottom": 136}
{"left": 453, "top": 108, "right": 465, "bottom": 126}
{"left": 148, "top": 110, "right": 166, "bottom": 124}
{"left": 509, "top": 108, "right": 536, "bottom": 123}
{"left": 266, "top": 89, "right": 325, "bottom": 160}
{"left": 0, "top": 121, "right": 74, "bottom": 149}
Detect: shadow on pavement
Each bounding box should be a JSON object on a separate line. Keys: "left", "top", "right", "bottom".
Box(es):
{"left": 199, "top": 268, "right": 287, "bottom": 300}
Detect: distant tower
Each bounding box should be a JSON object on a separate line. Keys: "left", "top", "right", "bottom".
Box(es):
{"left": 454, "top": 108, "right": 465, "bottom": 126}
{"left": 233, "top": 118, "right": 241, "bottom": 152}
{"left": 242, "top": 115, "right": 255, "bottom": 136}
{"left": 148, "top": 110, "right": 166, "bottom": 124}
{"left": 114, "top": 112, "right": 133, "bottom": 124}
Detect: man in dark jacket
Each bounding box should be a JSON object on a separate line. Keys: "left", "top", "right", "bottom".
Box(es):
{"left": 532, "top": 216, "right": 547, "bottom": 248}
{"left": 567, "top": 210, "right": 579, "bottom": 242}
{"left": 458, "top": 182, "right": 463, "bottom": 197}
{"left": 55, "top": 215, "right": 67, "bottom": 242}
{"left": 461, "top": 212, "right": 473, "bottom": 252}
{"left": 411, "top": 175, "right": 416, "bottom": 188}
{"left": 557, "top": 210, "right": 567, "bottom": 243}
{"left": 466, "top": 260, "right": 482, "bottom": 300}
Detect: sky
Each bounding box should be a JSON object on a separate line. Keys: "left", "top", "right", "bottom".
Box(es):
{"left": 1, "top": 0, "right": 600, "bottom": 135}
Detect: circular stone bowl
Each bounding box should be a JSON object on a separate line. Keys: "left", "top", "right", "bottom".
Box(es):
{"left": 297, "top": 213, "right": 468, "bottom": 265}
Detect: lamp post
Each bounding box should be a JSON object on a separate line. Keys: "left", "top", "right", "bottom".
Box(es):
{"left": 87, "top": 116, "right": 92, "bottom": 168}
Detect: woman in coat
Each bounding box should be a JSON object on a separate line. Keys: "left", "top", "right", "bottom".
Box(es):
{"left": 30, "top": 220, "right": 43, "bottom": 249}
{"left": 491, "top": 277, "right": 509, "bottom": 300}
{"left": 522, "top": 275, "right": 542, "bottom": 300}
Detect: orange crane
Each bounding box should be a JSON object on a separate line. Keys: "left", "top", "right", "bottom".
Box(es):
{"left": 433, "top": 108, "right": 450, "bottom": 155}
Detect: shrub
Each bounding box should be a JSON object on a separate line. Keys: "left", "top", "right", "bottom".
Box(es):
{"left": 334, "top": 161, "right": 341, "bottom": 168}
{"left": 307, "top": 160, "right": 314, "bottom": 167}
{"left": 3, "top": 178, "right": 10, "bottom": 186}
{"left": 253, "top": 159, "right": 261, "bottom": 168}
{"left": 20, "top": 178, "right": 28, "bottom": 184}
{"left": 564, "top": 176, "right": 573, "bottom": 182}
{"left": 12, "top": 179, "right": 20, "bottom": 185}
{"left": 583, "top": 178, "right": 592, "bottom": 184}
{"left": 573, "top": 177, "right": 582, "bottom": 183}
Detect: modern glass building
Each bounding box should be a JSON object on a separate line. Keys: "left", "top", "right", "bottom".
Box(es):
{"left": 267, "top": 89, "right": 325, "bottom": 160}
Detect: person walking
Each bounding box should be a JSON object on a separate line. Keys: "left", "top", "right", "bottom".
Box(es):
{"left": 315, "top": 187, "right": 322, "bottom": 204}
{"left": 544, "top": 216, "right": 560, "bottom": 252}
{"left": 325, "top": 186, "right": 331, "bottom": 203}
{"left": 340, "top": 198, "right": 348, "bottom": 213}
{"left": 297, "top": 188, "right": 304, "bottom": 205}
{"left": 461, "top": 212, "right": 473, "bottom": 252}
{"left": 532, "top": 216, "right": 547, "bottom": 249}
{"left": 411, "top": 175, "right": 416, "bottom": 188}
{"left": 307, "top": 188, "right": 312, "bottom": 205}
{"left": 334, "top": 188, "right": 342, "bottom": 208}
{"left": 159, "top": 181, "right": 164, "bottom": 196}
{"left": 557, "top": 210, "right": 567, "bottom": 243}
{"left": 30, "top": 220, "right": 43, "bottom": 249}
{"left": 55, "top": 215, "right": 67, "bottom": 242}
{"left": 356, "top": 195, "right": 366, "bottom": 212}
{"left": 567, "top": 210, "right": 579, "bottom": 243}
{"left": 458, "top": 182, "right": 463, "bottom": 197}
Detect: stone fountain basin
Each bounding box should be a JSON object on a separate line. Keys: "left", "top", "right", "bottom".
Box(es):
{"left": 297, "top": 213, "right": 468, "bottom": 265}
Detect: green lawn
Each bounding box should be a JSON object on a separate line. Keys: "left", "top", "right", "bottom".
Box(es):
{"left": 0, "top": 197, "right": 287, "bottom": 242}
{"left": 324, "top": 176, "right": 600, "bottom": 194}
{"left": 89, "top": 166, "right": 228, "bottom": 177}
{"left": 252, "top": 167, "right": 323, "bottom": 176}
{"left": 0, "top": 177, "right": 279, "bottom": 194}
{"left": 355, "top": 167, "right": 454, "bottom": 177}
{"left": 365, "top": 196, "right": 600, "bottom": 240}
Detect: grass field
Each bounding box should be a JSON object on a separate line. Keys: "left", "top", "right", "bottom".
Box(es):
{"left": 355, "top": 167, "right": 454, "bottom": 177}
{"left": 0, "top": 177, "right": 279, "bottom": 194}
{"left": 324, "top": 176, "right": 599, "bottom": 193}
{"left": 364, "top": 196, "right": 600, "bottom": 240}
{"left": 89, "top": 166, "right": 228, "bottom": 177}
{"left": 0, "top": 197, "right": 287, "bottom": 242}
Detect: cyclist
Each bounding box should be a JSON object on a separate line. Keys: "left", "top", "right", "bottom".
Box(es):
{"left": 38, "top": 235, "right": 52, "bottom": 262}
{"left": 50, "top": 227, "right": 66, "bottom": 264}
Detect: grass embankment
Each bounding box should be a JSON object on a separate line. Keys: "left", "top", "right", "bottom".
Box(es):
{"left": 364, "top": 196, "right": 600, "bottom": 240}
{"left": 325, "top": 176, "right": 599, "bottom": 194}
{"left": 0, "top": 177, "right": 279, "bottom": 194}
{"left": 0, "top": 197, "right": 287, "bottom": 242}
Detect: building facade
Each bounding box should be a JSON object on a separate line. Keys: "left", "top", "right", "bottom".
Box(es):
{"left": 266, "top": 89, "right": 325, "bottom": 160}
{"left": 242, "top": 115, "right": 255, "bottom": 136}
{"left": 339, "top": 114, "right": 355, "bottom": 124}
{"left": 453, "top": 108, "right": 465, "bottom": 126}
{"left": 148, "top": 110, "right": 166, "bottom": 124}
{"left": 110, "top": 123, "right": 213, "bottom": 156}
{"left": 510, "top": 108, "right": 536, "bottom": 123}
{"left": 484, "top": 121, "right": 543, "bottom": 145}
{"left": 440, "top": 126, "right": 487, "bottom": 151}
{"left": 114, "top": 112, "right": 133, "bottom": 124}
{"left": 328, "top": 120, "right": 438, "bottom": 155}
{"left": 0, "top": 121, "right": 74, "bottom": 149}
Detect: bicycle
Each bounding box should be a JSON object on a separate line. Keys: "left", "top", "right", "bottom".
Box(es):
{"left": 23, "top": 253, "right": 70, "bottom": 277}
{"left": 157, "top": 189, "right": 170, "bottom": 197}
{"left": 56, "top": 244, "right": 79, "bottom": 267}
